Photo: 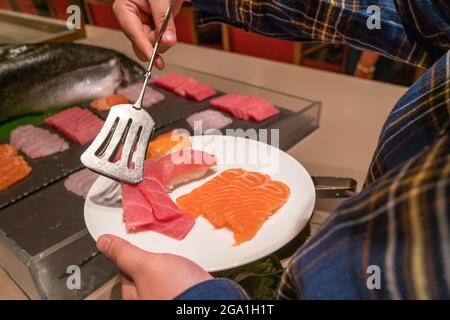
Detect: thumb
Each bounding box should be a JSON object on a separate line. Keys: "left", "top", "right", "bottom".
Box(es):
{"left": 97, "top": 234, "right": 150, "bottom": 278}
{"left": 150, "top": 0, "right": 177, "bottom": 47}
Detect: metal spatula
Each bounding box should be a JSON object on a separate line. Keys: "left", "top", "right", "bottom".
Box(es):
{"left": 81, "top": 5, "right": 173, "bottom": 184}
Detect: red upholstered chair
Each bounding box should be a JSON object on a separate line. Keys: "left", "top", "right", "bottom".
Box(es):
{"left": 0, "top": 0, "right": 12, "bottom": 10}
{"left": 47, "top": 0, "right": 69, "bottom": 20}
{"left": 174, "top": 5, "right": 198, "bottom": 44}
{"left": 222, "top": 25, "right": 302, "bottom": 64}
{"left": 84, "top": 0, "right": 120, "bottom": 30}
{"left": 12, "top": 0, "right": 37, "bottom": 14}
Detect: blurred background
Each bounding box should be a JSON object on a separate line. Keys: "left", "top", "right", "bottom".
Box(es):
{"left": 0, "top": 0, "right": 425, "bottom": 86}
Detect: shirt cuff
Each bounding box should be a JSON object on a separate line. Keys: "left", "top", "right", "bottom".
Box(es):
{"left": 175, "top": 278, "right": 249, "bottom": 300}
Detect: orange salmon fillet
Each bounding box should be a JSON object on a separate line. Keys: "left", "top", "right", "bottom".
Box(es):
{"left": 177, "top": 168, "right": 290, "bottom": 245}
{"left": 0, "top": 144, "right": 32, "bottom": 191}
{"left": 146, "top": 129, "right": 192, "bottom": 159}
{"left": 90, "top": 94, "right": 129, "bottom": 112}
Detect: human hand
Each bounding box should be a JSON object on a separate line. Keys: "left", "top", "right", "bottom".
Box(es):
{"left": 97, "top": 234, "right": 213, "bottom": 299}
{"left": 112, "top": 0, "right": 185, "bottom": 69}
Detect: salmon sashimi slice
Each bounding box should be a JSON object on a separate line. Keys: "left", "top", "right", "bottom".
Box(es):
{"left": 0, "top": 145, "right": 32, "bottom": 191}
{"left": 0, "top": 144, "right": 18, "bottom": 160}
{"left": 176, "top": 169, "right": 290, "bottom": 245}
{"left": 90, "top": 94, "right": 129, "bottom": 112}
{"left": 146, "top": 129, "right": 192, "bottom": 159}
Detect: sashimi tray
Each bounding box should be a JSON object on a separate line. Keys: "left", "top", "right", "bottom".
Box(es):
{"left": 0, "top": 44, "right": 321, "bottom": 299}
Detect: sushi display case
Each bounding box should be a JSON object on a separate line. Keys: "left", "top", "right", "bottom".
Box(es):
{"left": 0, "top": 57, "right": 321, "bottom": 299}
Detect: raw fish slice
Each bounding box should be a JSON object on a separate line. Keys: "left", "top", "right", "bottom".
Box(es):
{"left": 44, "top": 108, "right": 104, "bottom": 145}
{"left": 64, "top": 169, "right": 99, "bottom": 199}
{"left": 209, "top": 94, "right": 279, "bottom": 122}
{"left": 138, "top": 177, "right": 184, "bottom": 221}
{"left": 176, "top": 169, "right": 290, "bottom": 245}
{"left": 10, "top": 125, "right": 69, "bottom": 159}
{"left": 173, "top": 78, "right": 199, "bottom": 97}
{"left": 140, "top": 213, "right": 195, "bottom": 240}
{"left": 117, "top": 83, "right": 165, "bottom": 108}
{"left": 146, "top": 129, "right": 192, "bottom": 159}
{"left": 90, "top": 94, "right": 129, "bottom": 112}
{"left": 0, "top": 144, "right": 18, "bottom": 160}
{"left": 121, "top": 183, "right": 155, "bottom": 232}
{"left": 187, "top": 110, "right": 232, "bottom": 131}
{"left": 0, "top": 151, "right": 32, "bottom": 191}
{"left": 185, "top": 83, "right": 217, "bottom": 102}
{"left": 24, "top": 135, "right": 68, "bottom": 159}
{"left": 245, "top": 100, "right": 279, "bottom": 122}
{"left": 152, "top": 72, "right": 191, "bottom": 92}
{"left": 144, "top": 150, "right": 217, "bottom": 190}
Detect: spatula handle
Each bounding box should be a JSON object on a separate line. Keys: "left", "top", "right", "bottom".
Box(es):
{"left": 134, "top": 4, "right": 173, "bottom": 110}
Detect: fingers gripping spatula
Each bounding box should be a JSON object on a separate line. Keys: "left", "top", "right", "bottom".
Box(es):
{"left": 81, "top": 5, "right": 173, "bottom": 184}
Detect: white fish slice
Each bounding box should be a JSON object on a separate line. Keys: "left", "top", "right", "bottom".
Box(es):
{"left": 81, "top": 5, "right": 172, "bottom": 184}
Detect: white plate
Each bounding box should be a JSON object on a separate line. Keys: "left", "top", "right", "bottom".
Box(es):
{"left": 84, "top": 135, "right": 315, "bottom": 272}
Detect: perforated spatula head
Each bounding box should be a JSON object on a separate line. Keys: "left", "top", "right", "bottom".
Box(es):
{"left": 81, "top": 4, "right": 172, "bottom": 184}
{"left": 81, "top": 105, "right": 154, "bottom": 184}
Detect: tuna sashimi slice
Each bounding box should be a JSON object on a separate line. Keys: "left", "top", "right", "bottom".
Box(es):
{"left": 44, "top": 107, "right": 104, "bottom": 145}
{"left": 64, "top": 169, "right": 99, "bottom": 199}
{"left": 187, "top": 110, "right": 233, "bottom": 131}
{"left": 152, "top": 72, "right": 191, "bottom": 91}
{"left": 144, "top": 150, "right": 217, "bottom": 190}
{"left": 185, "top": 83, "right": 217, "bottom": 102}
{"left": 209, "top": 94, "right": 279, "bottom": 122}
{"left": 173, "top": 78, "right": 199, "bottom": 97}
{"left": 138, "top": 177, "right": 184, "bottom": 221}
{"left": 142, "top": 213, "right": 195, "bottom": 240}
{"left": 117, "top": 83, "right": 165, "bottom": 108}
{"left": 121, "top": 183, "right": 155, "bottom": 232}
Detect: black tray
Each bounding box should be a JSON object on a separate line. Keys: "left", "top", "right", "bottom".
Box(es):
{"left": 0, "top": 89, "right": 317, "bottom": 210}
{"left": 0, "top": 125, "right": 86, "bottom": 210}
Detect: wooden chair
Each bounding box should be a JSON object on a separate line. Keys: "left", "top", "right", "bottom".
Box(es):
{"left": 83, "top": 0, "right": 120, "bottom": 30}
{"left": 10, "top": 0, "right": 38, "bottom": 14}
{"left": 301, "top": 43, "right": 349, "bottom": 73}
{"left": 0, "top": 0, "right": 12, "bottom": 10}
{"left": 221, "top": 25, "right": 302, "bottom": 64}
{"left": 46, "top": 0, "right": 70, "bottom": 20}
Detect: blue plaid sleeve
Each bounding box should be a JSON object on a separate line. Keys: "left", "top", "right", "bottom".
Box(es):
{"left": 175, "top": 278, "right": 249, "bottom": 300}
{"left": 192, "top": 0, "right": 450, "bottom": 68}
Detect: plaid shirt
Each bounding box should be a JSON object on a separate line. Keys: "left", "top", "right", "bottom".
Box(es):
{"left": 180, "top": 0, "right": 450, "bottom": 300}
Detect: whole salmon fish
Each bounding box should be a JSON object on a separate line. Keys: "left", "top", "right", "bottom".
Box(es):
{"left": 0, "top": 43, "right": 144, "bottom": 123}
